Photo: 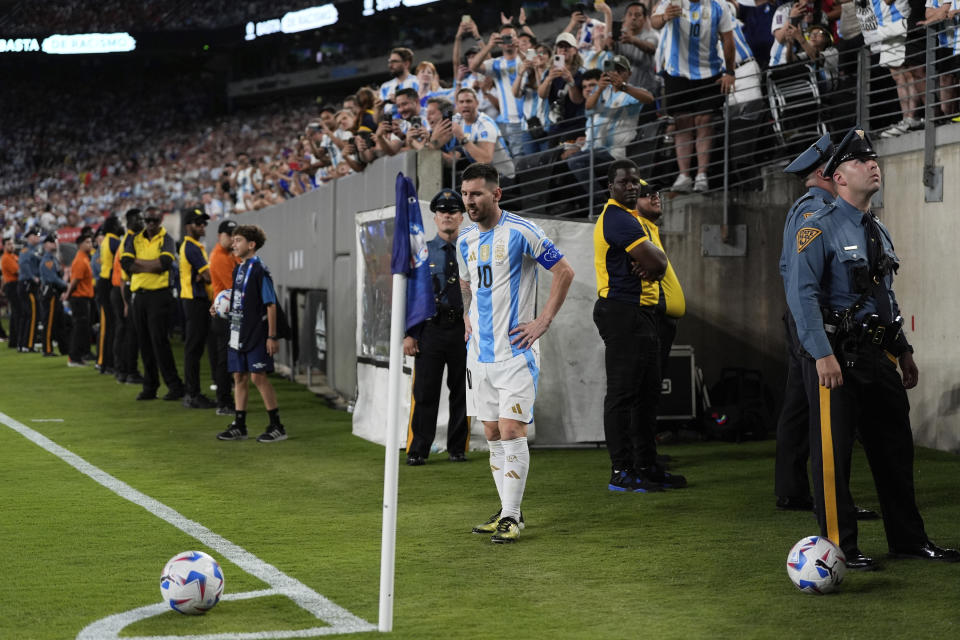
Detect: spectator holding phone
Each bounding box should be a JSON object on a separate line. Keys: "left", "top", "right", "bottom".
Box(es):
{"left": 513, "top": 44, "right": 553, "bottom": 155}
{"left": 376, "top": 87, "right": 422, "bottom": 156}
{"left": 567, "top": 56, "right": 654, "bottom": 200}
{"left": 610, "top": 2, "right": 662, "bottom": 98}
{"left": 470, "top": 24, "right": 526, "bottom": 158}
{"left": 451, "top": 88, "right": 516, "bottom": 179}
{"left": 652, "top": 0, "right": 736, "bottom": 193}
{"left": 538, "top": 33, "right": 587, "bottom": 143}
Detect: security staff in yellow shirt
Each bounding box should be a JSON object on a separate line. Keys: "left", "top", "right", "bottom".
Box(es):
{"left": 634, "top": 180, "right": 685, "bottom": 376}
{"left": 593, "top": 159, "right": 687, "bottom": 493}
{"left": 95, "top": 216, "right": 124, "bottom": 374}
{"left": 120, "top": 207, "right": 184, "bottom": 401}
{"left": 179, "top": 208, "right": 217, "bottom": 409}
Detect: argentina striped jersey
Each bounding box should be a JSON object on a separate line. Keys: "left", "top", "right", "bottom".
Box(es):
{"left": 654, "top": 0, "right": 734, "bottom": 79}
{"left": 456, "top": 211, "right": 564, "bottom": 363}
{"left": 481, "top": 56, "right": 525, "bottom": 124}
{"left": 927, "top": 0, "right": 960, "bottom": 50}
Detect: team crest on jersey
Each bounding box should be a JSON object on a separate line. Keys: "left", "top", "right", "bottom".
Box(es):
{"left": 479, "top": 244, "right": 491, "bottom": 262}
{"left": 493, "top": 241, "right": 507, "bottom": 264}
{"left": 796, "top": 227, "right": 821, "bottom": 253}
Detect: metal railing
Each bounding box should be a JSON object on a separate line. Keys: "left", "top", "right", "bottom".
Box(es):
{"left": 440, "top": 21, "right": 958, "bottom": 221}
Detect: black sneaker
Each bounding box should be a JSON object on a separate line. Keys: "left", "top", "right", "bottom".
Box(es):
{"left": 136, "top": 389, "right": 158, "bottom": 401}
{"left": 256, "top": 425, "right": 287, "bottom": 443}
{"left": 163, "top": 388, "right": 185, "bottom": 401}
{"left": 608, "top": 470, "right": 664, "bottom": 493}
{"left": 216, "top": 405, "right": 235, "bottom": 416}
{"left": 115, "top": 373, "right": 127, "bottom": 383}
{"left": 183, "top": 394, "right": 218, "bottom": 409}
{"left": 216, "top": 424, "right": 248, "bottom": 441}
{"left": 640, "top": 465, "right": 687, "bottom": 489}
{"left": 125, "top": 372, "right": 145, "bottom": 385}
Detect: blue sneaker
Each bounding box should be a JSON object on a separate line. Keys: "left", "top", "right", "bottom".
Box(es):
{"left": 608, "top": 470, "right": 663, "bottom": 493}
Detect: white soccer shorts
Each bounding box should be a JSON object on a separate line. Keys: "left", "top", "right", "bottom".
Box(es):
{"left": 467, "top": 349, "right": 539, "bottom": 423}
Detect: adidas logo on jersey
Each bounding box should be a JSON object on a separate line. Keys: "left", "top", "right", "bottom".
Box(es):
{"left": 505, "top": 470, "right": 521, "bottom": 479}
{"left": 510, "top": 403, "right": 523, "bottom": 415}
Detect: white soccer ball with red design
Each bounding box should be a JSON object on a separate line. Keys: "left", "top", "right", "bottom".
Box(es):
{"left": 786, "top": 536, "right": 846, "bottom": 594}
{"left": 160, "top": 550, "right": 225, "bottom": 614}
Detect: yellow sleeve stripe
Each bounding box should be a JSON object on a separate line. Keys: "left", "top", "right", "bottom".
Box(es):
{"left": 120, "top": 251, "right": 135, "bottom": 259}
{"left": 160, "top": 252, "right": 176, "bottom": 260}
{"left": 625, "top": 236, "right": 649, "bottom": 253}
{"left": 198, "top": 265, "right": 210, "bottom": 273}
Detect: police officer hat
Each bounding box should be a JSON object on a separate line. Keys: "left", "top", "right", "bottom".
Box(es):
{"left": 26, "top": 226, "right": 43, "bottom": 237}
{"left": 183, "top": 207, "right": 210, "bottom": 226}
{"left": 823, "top": 126, "right": 878, "bottom": 177}
{"left": 784, "top": 132, "right": 834, "bottom": 176}
{"left": 430, "top": 188, "right": 465, "bottom": 214}
{"left": 43, "top": 233, "right": 57, "bottom": 244}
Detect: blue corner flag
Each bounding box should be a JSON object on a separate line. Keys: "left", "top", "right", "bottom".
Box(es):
{"left": 392, "top": 173, "right": 436, "bottom": 330}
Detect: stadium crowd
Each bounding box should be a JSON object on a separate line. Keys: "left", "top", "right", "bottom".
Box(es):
{"left": 3, "top": 0, "right": 959, "bottom": 238}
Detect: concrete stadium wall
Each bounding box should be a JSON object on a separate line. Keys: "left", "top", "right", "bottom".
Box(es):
{"left": 251, "top": 136, "right": 959, "bottom": 453}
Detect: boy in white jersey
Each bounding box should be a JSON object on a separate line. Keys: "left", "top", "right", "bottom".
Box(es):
{"left": 456, "top": 163, "right": 575, "bottom": 543}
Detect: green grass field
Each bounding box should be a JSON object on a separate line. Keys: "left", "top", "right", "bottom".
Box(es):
{"left": 1, "top": 342, "right": 959, "bottom": 640}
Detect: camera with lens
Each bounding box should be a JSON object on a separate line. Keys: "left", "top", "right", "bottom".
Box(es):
{"left": 574, "top": 2, "right": 595, "bottom": 13}
{"left": 408, "top": 115, "right": 423, "bottom": 128}
{"left": 526, "top": 116, "right": 547, "bottom": 139}
{"left": 501, "top": 34, "right": 513, "bottom": 46}
{"left": 602, "top": 58, "right": 617, "bottom": 73}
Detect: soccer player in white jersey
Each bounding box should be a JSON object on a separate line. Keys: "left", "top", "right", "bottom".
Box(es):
{"left": 456, "top": 163, "right": 575, "bottom": 543}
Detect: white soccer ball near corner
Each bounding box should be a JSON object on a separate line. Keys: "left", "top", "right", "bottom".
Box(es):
{"left": 214, "top": 289, "right": 232, "bottom": 319}
{"left": 160, "top": 550, "right": 225, "bottom": 614}
{"left": 786, "top": 536, "right": 846, "bottom": 594}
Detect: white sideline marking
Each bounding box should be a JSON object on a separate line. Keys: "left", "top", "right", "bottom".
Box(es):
{"left": 0, "top": 412, "right": 376, "bottom": 639}
{"left": 30, "top": 418, "right": 64, "bottom": 422}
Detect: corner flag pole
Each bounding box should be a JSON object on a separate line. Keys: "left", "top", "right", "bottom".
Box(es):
{"left": 379, "top": 272, "right": 407, "bottom": 633}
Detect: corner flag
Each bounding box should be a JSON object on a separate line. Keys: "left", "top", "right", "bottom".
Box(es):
{"left": 391, "top": 173, "right": 436, "bottom": 329}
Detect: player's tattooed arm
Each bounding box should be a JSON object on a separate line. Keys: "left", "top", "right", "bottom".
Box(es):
{"left": 460, "top": 278, "right": 473, "bottom": 343}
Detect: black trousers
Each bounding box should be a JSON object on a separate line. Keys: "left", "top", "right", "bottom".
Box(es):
{"left": 68, "top": 297, "right": 92, "bottom": 362}
{"left": 594, "top": 298, "right": 661, "bottom": 472}
{"left": 775, "top": 309, "right": 812, "bottom": 499}
{"left": 656, "top": 314, "right": 678, "bottom": 382}
{"left": 182, "top": 298, "right": 211, "bottom": 397}
{"left": 94, "top": 279, "right": 114, "bottom": 370}
{"left": 111, "top": 285, "right": 138, "bottom": 376}
{"left": 134, "top": 289, "right": 183, "bottom": 394}
{"left": 16, "top": 281, "right": 38, "bottom": 350}
{"left": 406, "top": 320, "right": 469, "bottom": 458}
{"left": 802, "top": 345, "right": 927, "bottom": 554}
{"left": 4, "top": 281, "right": 20, "bottom": 348}
{"left": 41, "top": 292, "right": 68, "bottom": 355}
{"left": 208, "top": 315, "right": 232, "bottom": 406}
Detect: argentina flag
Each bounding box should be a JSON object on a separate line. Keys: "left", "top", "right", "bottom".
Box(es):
{"left": 391, "top": 172, "right": 436, "bottom": 330}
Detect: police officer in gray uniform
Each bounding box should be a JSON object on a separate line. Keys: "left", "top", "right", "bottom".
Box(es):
{"left": 403, "top": 189, "right": 470, "bottom": 466}
{"left": 774, "top": 133, "right": 878, "bottom": 518}
{"left": 39, "top": 234, "right": 68, "bottom": 357}
{"left": 16, "top": 227, "right": 43, "bottom": 352}
{"left": 786, "top": 127, "right": 960, "bottom": 570}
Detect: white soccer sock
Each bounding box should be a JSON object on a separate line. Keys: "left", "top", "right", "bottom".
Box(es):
{"left": 500, "top": 437, "right": 529, "bottom": 522}
{"left": 487, "top": 439, "right": 505, "bottom": 504}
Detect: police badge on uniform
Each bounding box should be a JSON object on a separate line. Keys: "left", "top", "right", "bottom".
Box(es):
{"left": 796, "top": 227, "right": 821, "bottom": 253}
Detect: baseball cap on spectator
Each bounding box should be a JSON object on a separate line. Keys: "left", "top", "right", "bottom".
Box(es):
{"left": 218, "top": 219, "right": 238, "bottom": 235}
{"left": 555, "top": 33, "right": 578, "bottom": 48}
{"left": 183, "top": 207, "right": 210, "bottom": 226}
{"left": 26, "top": 226, "right": 42, "bottom": 237}
{"left": 43, "top": 233, "right": 57, "bottom": 244}
{"left": 610, "top": 54, "right": 632, "bottom": 72}
{"left": 463, "top": 45, "right": 480, "bottom": 65}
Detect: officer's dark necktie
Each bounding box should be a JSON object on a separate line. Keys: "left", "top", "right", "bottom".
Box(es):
{"left": 861, "top": 212, "right": 893, "bottom": 323}
{"left": 443, "top": 243, "right": 461, "bottom": 308}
